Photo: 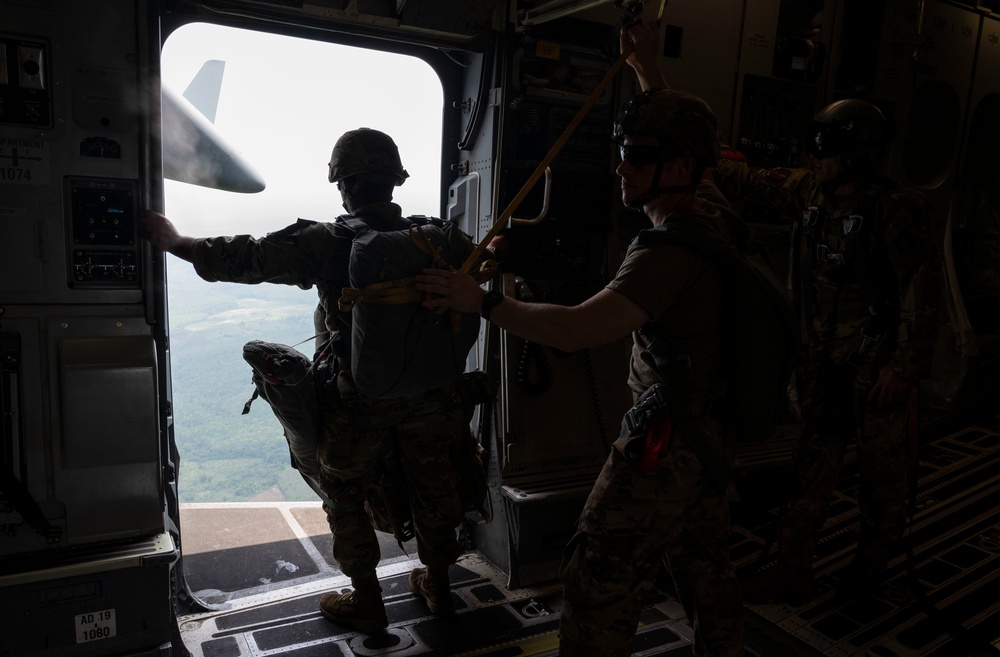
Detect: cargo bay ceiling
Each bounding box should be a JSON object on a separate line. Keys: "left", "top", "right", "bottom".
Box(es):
{"left": 161, "top": 0, "right": 504, "bottom": 49}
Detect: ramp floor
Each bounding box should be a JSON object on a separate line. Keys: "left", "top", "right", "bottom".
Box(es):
{"left": 177, "top": 412, "right": 1000, "bottom": 657}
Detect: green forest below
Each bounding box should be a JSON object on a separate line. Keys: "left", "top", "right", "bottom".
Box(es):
{"left": 166, "top": 262, "right": 321, "bottom": 503}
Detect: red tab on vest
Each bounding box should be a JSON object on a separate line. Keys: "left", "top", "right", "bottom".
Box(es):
{"left": 640, "top": 418, "right": 672, "bottom": 474}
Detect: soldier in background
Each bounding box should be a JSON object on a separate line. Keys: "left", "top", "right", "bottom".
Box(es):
{"left": 712, "top": 100, "right": 941, "bottom": 602}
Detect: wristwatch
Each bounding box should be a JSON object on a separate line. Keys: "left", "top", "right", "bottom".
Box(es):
{"left": 480, "top": 289, "right": 505, "bottom": 321}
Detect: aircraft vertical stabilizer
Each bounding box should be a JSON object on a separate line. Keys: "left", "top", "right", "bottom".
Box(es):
{"left": 182, "top": 59, "right": 225, "bottom": 123}
{"left": 161, "top": 60, "right": 266, "bottom": 193}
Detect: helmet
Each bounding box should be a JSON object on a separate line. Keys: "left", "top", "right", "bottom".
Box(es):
{"left": 612, "top": 89, "right": 720, "bottom": 169}
{"left": 327, "top": 128, "right": 409, "bottom": 186}
{"left": 806, "top": 99, "right": 893, "bottom": 179}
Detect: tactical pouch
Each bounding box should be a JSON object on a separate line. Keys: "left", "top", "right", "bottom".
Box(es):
{"left": 454, "top": 427, "right": 491, "bottom": 522}
{"left": 453, "top": 371, "right": 493, "bottom": 522}
{"left": 364, "top": 447, "right": 415, "bottom": 547}
{"left": 456, "top": 370, "right": 496, "bottom": 411}
{"left": 622, "top": 383, "right": 671, "bottom": 439}
{"left": 312, "top": 335, "right": 341, "bottom": 406}
{"left": 619, "top": 383, "right": 672, "bottom": 465}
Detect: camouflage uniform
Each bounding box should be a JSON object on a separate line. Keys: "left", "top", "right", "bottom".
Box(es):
{"left": 319, "top": 371, "right": 466, "bottom": 576}
{"left": 713, "top": 159, "right": 940, "bottom": 570}
{"left": 558, "top": 200, "right": 744, "bottom": 657}
{"left": 189, "top": 200, "right": 476, "bottom": 578}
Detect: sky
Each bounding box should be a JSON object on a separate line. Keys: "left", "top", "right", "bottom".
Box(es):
{"left": 158, "top": 23, "right": 448, "bottom": 501}
{"left": 160, "top": 22, "right": 444, "bottom": 239}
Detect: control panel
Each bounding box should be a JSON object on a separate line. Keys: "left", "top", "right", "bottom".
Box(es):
{"left": 0, "top": 36, "right": 52, "bottom": 128}
{"left": 67, "top": 178, "right": 139, "bottom": 288}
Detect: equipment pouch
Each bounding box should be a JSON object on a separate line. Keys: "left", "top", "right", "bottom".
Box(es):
{"left": 454, "top": 426, "right": 491, "bottom": 522}
{"left": 619, "top": 383, "right": 672, "bottom": 465}
{"left": 621, "top": 383, "right": 671, "bottom": 438}
{"left": 312, "top": 336, "right": 340, "bottom": 405}
{"left": 364, "top": 447, "right": 415, "bottom": 547}
{"left": 640, "top": 418, "right": 673, "bottom": 474}
{"left": 456, "top": 370, "right": 496, "bottom": 411}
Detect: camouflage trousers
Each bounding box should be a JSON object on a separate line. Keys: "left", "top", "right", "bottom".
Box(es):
{"left": 559, "top": 416, "right": 744, "bottom": 657}
{"left": 778, "top": 353, "right": 913, "bottom": 569}
{"left": 317, "top": 372, "right": 466, "bottom": 578}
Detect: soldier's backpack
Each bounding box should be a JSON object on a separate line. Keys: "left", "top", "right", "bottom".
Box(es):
{"left": 241, "top": 340, "right": 333, "bottom": 507}
{"left": 632, "top": 206, "right": 800, "bottom": 488}
{"left": 336, "top": 216, "right": 482, "bottom": 399}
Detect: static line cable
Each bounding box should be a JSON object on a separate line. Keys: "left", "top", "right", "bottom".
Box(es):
{"left": 458, "top": 38, "right": 635, "bottom": 275}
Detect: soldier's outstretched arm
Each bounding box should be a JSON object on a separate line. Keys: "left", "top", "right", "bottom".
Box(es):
{"left": 621, "top": 23, "right": 669, "bottom": 92}
{"left": 415, "top": 269, "right": 649, "bottom": 353}
{"left": 142, "top": 210, "right": 196, "bottom": 262}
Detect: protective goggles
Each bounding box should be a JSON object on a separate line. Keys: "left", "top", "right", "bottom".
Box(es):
{"left": 613, "top": 92, "right": 654, "bottom": 141}
{"left": 806, "top": 123, "right": 844, "bottom": 159}
{"left": 618, "top": 143, "right": 665, "bottom": 166}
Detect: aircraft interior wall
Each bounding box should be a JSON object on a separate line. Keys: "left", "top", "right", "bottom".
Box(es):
{"left": 716, "top": 0, "right": 996, "bottom": 239}
{"left": 966, "top": 12, "right": 1000, "bottom": 178}
{"left": 0, "top": 0, "right": 167, "bottom": 551}
{"left": 0, "top": 0, "right": 177, "bottom": 655}
{"left": 465, "top": 9, "right": 640, "bottom": 587}
{"left": 470, "top": 0, "right": 1000, "bottom": 589}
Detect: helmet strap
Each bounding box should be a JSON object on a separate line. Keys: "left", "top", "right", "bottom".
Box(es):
{"left": 340, "top": 179, "right": 360, "bottom": 214}
{"left": 626, "top": 161, "right": 665, "bottom": 209}
{"left": 625, "top": 160, "right": 699, "bottom": 210}
{"left": 339, "top": 176, "right": 393, "bottom": 214}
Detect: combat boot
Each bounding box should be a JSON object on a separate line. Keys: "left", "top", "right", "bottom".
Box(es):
{"left": 741, "top": 564, "right": 816, "bottom": 606}
{"left": 319, "top": 573, "right": 388, "bottom": 633}
{"left": 409, "top": 565, "right": 453, "bottom": 615}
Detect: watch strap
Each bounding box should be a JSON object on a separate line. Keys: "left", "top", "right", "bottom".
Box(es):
{"left": 480, "top": 289, "right": 505, "bottom": 321}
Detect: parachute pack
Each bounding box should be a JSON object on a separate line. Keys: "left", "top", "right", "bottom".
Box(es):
{"left": 337, "top": 216, "right": 483, "bottom": 399}
{"left": 633, "top": 208, "right": 800, "bottom": 487}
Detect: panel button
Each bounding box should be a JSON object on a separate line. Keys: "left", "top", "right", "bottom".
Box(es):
{"left": 18, "top": 45, "right": 45, "bottom": 90}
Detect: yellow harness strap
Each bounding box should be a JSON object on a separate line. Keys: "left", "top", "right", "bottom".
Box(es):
{"left": 337, "top": 225, "right": 497, "bottom": 327}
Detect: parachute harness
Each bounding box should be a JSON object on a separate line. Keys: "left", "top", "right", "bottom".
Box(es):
{"left": 337, "top": 224, "right": 496, "bottom": 331}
